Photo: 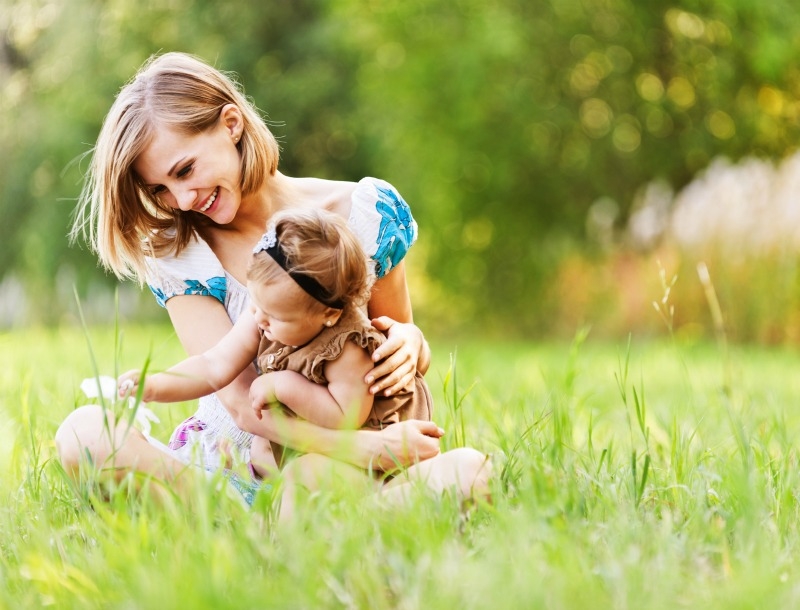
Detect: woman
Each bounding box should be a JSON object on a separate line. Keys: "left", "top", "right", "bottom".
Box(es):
{"left": 56, "top": 52, "right": 490, "bottom": 508}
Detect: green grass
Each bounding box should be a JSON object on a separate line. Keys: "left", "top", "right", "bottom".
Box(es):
{"left": 3, "top": 323, "right": 800, "bottom": 608}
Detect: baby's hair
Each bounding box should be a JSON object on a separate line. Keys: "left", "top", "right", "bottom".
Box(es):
{"left": 248, "top": 209, "right": 372, "bottom": 312}
{"left": 71, "top": 52, "right": 280, "bottom": 281}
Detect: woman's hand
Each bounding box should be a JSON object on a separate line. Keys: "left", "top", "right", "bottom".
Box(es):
{"left": 358, "top": 420, "right": 444, "bottom": 471}
{"left": 366, "top": 317, "right": 431, "bottom": 396}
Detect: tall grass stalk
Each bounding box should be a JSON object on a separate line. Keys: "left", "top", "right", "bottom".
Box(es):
{"left": 697, "top": 261, "right": 732, "bottom": 395}
{"left": 440, "top": 349, "right": 476, "bottom": 449}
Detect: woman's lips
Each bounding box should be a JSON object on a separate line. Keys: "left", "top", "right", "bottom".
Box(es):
{"left": 198, "top": 187, "right": 219, "bottom": 212}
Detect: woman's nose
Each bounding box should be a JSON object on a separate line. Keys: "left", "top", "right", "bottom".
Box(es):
{"left": 174, "top": 186, "right": 197, "bottom": 211}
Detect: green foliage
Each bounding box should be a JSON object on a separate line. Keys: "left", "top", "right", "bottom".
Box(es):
{"left": 3, "top": 0, "right": 800, "bottom": 332}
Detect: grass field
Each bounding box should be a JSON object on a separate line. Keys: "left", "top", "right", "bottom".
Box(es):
{"left": 2, "top": 323, "right": 800, "bottom": 608}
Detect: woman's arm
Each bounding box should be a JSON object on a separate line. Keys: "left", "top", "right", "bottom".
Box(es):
{"left": 364, "top": 261, "right": 432, "bottom": 396}
{"left": 254, "top": 410, "right": 445, "bottom": 472}
{"left": 367, "top": 260, "right": 414, "bottom": 323}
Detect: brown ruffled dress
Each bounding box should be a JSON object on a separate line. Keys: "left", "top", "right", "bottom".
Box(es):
{"left": 256, "top": 306, "right": 433, "bottom": 433}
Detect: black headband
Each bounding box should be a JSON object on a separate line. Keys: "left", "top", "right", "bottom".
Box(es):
{"left": 253, "top": 228, "right": 345, "bottom": 310}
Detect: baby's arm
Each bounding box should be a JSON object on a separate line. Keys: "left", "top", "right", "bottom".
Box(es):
{"left": 249, "top": 341, "right": 374, "bottom": 429}
{"left": 119, "top": 311, "right": 262, "bottom": 403}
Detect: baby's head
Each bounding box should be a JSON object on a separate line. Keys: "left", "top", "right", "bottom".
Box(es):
{"left": 248, "top": 208, "right": 371, "bottom": 316}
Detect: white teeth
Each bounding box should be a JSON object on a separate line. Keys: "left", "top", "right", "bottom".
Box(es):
{"left": 199, "top": 188, "right": 218, "bottom": 212}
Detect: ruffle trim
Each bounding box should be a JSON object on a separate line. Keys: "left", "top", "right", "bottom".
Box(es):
{"left": 306, "top": 324, "right": 384, "bottom": 384}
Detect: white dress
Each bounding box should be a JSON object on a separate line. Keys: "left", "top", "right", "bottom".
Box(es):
{"left": 143, "top": 177, "right": 418, "bottom": 472}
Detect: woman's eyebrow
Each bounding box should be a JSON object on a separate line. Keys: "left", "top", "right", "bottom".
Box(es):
{"left": 168, "top": 157, "right": 190, "bottom": 177}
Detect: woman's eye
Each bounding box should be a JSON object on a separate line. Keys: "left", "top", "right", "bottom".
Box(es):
{"left": 151, "top": 185, "right": 166, "bottom": 196}
{"left": 176, "top": 164, "right": 194, "bottom": 178}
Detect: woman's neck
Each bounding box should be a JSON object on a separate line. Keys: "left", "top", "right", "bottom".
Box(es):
{"left": 230, "top": 171, "right": 295, "bottom": 234}
{"left": 198, "top": 172, "right": 302, "bottom": 284}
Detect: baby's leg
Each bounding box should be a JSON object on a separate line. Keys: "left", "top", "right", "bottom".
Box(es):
{"left": 278, "top": 453, "right": 375, "bottom": 522}
{"left": 249, "top": 436, "right": 279, "bottom": 479}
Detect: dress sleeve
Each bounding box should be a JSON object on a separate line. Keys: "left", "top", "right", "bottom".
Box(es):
{"left": 347, "top": 177, "right": 418, "bottom": 279}
{"left": 144, "top": 235, "right": 228, "bottom": 308}
{"left": 306, "top": 327, "right": 384, "bottom": 384}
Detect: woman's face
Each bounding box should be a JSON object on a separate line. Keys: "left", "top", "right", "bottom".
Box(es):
{"left": 134, "top": 110, "right": 243, "bottom": 225}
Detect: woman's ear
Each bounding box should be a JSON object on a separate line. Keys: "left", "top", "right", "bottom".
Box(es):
{"left": 219, "top": 103, "right": 243, "bottom": 141}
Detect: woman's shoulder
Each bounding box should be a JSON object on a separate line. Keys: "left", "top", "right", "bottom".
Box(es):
{"left": 347, "top": 178, "right": 417, "bottom": 278}
{"left": 289, "top": 176, "right": 357, "bottom": 216}
{"left": 146, "top": 232, "right": 221, "bottom": 269}
{"left": 291, "top": 175, "right": 416, "bottom": 278}
{"left": 351, "top": 176, "right": 404, "bottom": 202}
{"left": 295, "top": 176, "right": 405, "bottom": 214}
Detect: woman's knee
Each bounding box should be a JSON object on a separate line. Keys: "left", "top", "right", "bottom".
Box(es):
{"left": 443, "top": 447, "right": 493, "bottom": 499}
{"left": 54, "top": 405, "right": 121, "bottom": 473}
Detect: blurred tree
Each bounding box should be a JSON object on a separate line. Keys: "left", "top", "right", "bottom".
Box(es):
{"left": 331, "top": 0, "right": 800, "bottom": 333}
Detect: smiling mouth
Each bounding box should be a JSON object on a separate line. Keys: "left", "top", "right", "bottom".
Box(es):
{"left": 198, "top": 188, "right": 219, "bottom": 212}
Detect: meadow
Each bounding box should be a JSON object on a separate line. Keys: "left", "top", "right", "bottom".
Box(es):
{"left": 2, "top": 322, "right": 800, "bottom": 608}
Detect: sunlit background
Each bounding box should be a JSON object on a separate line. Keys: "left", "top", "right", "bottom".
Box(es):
{"left": 2, "top": 0, "right": 800, "bottom": 343}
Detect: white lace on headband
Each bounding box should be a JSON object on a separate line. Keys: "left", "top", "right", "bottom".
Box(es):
{"left": 253, "top": 225, "right": 277, "bottom": 254}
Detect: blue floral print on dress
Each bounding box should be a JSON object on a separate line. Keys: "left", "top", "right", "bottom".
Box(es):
{"left": 148, "top": 285, "right": 169, "bottom": 308}
{"left": 183, "top": 276, "right": 227, "bottom": 303}
{"left": 373, "top": 186, "right": 417, "bottom": 278}
{"left": 149, "top": 276, "right": 227, "bottom": 307}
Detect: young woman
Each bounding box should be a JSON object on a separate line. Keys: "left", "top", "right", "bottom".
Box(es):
{"left": 56, "top": 52, "right": 490, "bottom": 506}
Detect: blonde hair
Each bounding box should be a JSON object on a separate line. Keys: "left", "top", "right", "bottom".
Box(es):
{"left": 248, "top": 209, "right": 371, "bottom": 313}
{"left": 70, "top": 52, "right": 280, "bottom": 280}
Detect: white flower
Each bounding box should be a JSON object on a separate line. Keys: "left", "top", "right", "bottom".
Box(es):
{"left": 80, "top": 375, "right": 160, "bottom": 437}
{"left": 80, "top": 376, "right": 117, "bottom": 400}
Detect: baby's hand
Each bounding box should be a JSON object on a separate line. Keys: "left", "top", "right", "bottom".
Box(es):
{"left": 117, "top": 370, "right": 141, "bottom": 399}
{"left": 249, "top": 374, "right": 278, "bottom": 420}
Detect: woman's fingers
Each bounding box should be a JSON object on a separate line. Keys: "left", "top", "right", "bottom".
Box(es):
{"left": 374, "top": 420, "right": 444, "bottom": 469}
{"left": 370, "top": 317, "right": 422, "bottom": 364}
{"left": 366, "top": 324, "right": 418, "bottom": 395}
{"left": 411, "top": 419, "right": 445, "bottom": 438}
{"left": 368, "top": 355, "right": 415, "bottom": 395}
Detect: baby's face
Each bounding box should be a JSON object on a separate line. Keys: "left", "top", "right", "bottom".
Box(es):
{"left": 248, "top": 276, "right": 328, "bottom": 347}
